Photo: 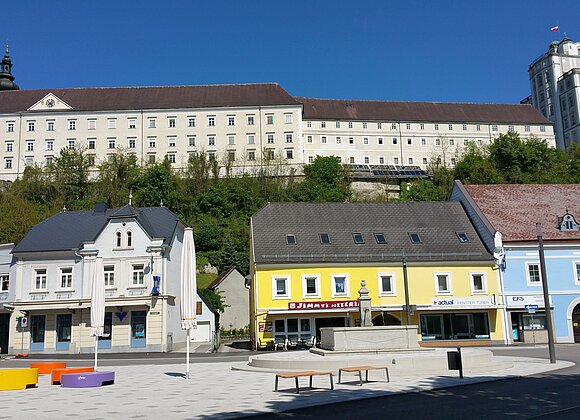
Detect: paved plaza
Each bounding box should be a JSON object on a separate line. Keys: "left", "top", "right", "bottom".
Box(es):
{"left": 0, "top": 353, "right": 572, "bottom": 419}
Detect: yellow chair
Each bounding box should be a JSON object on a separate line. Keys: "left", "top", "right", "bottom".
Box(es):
{"left": 0, "top": 368, "right": 39, "bottom": 391}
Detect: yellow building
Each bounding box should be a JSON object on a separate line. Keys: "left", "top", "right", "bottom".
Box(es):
{"left": 250, "top": 202, "right": 506, "bottom": 348}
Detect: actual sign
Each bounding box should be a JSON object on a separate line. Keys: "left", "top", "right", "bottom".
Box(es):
{"left": 432, "top": 297, "right": 493, "bottom": 308}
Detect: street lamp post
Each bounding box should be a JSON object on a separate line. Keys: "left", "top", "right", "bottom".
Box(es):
{"left": 536, "top": 223, "right": 556, "bottom": 364}
{"left": 402, "top": 252, "right": 411, "bottom": 326}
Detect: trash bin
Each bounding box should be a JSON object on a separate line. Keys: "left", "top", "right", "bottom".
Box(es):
{"left": 447, "top": 351, "right": 460, "bottom": 370}
{"left": 447, "top": 348, "right": 463, "bottom": 378}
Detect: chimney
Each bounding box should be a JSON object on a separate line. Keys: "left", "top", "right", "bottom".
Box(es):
{"left": 94, "top": 202, "right": 108, "bottom": 214}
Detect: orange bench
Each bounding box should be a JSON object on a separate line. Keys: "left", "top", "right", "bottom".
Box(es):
{"left": 30, "top": 362, "right": 66, "bottom": 375}
{"left": 274, "top": 371, "right": 334, "bottom": 393}
{"left": 338, "top": 365, "right": 390, "bottom": 386}
{"left": 51, "top": 367, "right": 94, "bottom": 385}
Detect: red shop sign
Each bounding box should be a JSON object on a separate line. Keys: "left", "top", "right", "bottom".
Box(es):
{"left": 288, "top": 300, "right": 359, "bottom": 310}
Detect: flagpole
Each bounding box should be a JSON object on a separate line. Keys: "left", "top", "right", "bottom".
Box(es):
{"left": 186, "top": 329, "right": 190, "bottom": 379}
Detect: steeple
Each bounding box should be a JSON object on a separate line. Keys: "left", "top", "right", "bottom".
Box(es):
{"left": 0, "top": 44, "right": 20, "bottom": 91}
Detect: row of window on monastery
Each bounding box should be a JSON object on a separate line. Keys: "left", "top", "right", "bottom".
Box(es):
{"left": 4, "top": 117, "right": 548, "bottom": 134}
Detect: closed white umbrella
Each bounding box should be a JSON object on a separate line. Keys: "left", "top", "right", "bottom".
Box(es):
{"left": 180, "top": 227, "right": 197, "bottom": 379}
{"left": 90, "top": 257, "right": 105, "bottom": 371}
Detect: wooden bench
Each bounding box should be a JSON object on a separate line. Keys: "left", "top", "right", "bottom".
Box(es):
{"left": 51, "top": 367, "right": 94, "bottom": 385}
{"left": 338, "top": 365, "right": 390, "bottom": 386}
{"left": 60, "top": 371, "right": 115, "bottom": 388}
{"left": 274, "top": 371, "right": 333, "bottom": 394}
{"left": 30, "top": 362, "right": 66, "bottom": 375}
{"left": 0, "top": 368, "right": 38, "bottom": 391}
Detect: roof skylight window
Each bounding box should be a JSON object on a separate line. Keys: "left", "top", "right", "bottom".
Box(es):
{"left": 456, "top": 232, "right": 470, "bottom": 243}
{"left": 409, "top": 232, "right": 422, "bottom": 244}
{"left": 353, "top": 233, "right": 365, "bottom": 244}
{"left": 286, "top": 234, "right": 297, "bottom": 245}
{"left": 320, "top": 233, "right": 331, "bottom": 245}
{"left": 374, "top": 233, "right": 387, "bottom": 244}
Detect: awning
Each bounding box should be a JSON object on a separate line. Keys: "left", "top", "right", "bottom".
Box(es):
{"left": 12, "top": 299, "right": 159, "bottom": 312}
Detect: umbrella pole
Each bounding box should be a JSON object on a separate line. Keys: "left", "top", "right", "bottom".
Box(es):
{"left": 186, "top": 329, "right": 190, "bottom": 379}
{"left": 94, "top": 335, "right": 98, "bottom": 371}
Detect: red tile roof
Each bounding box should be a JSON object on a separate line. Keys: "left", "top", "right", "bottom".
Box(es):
{"left": 463, "top": 184, "right": 580, "bottom": 242}
{"left": 0, "top": 83, "right": 299, "bottom": 113}
{"left": 296, "top": 97, "right": 551, "bottom": 124}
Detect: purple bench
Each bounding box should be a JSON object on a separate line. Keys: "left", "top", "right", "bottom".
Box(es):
{"left": 60, "top": 371, "right": 115, "bottom": 388}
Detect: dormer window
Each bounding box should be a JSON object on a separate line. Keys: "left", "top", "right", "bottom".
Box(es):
{"left": 560, "top": 212, "right": 579, "bottom": 231}
{"left": 456, "top": 232, "right": 470, "bottom": 243}
{"left": 409, "top": 232, "right": 422, "bottom": 244}
{"left": 353, "top": 233, "right": 365, "bottom": 244}
{"left": 320, "top": 233, "right": 331, "bottom": 245}
{"left": 286, "top": 234, "right": 296, "bottom": 245}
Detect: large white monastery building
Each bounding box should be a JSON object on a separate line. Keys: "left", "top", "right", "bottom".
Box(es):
{"left": 0, "top": 47, "right": 554, "bottom": 181}
{"left": 527, "top": 36, "right": 580, "bottom": 148}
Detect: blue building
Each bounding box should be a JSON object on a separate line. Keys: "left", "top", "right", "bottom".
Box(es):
{"left": 0, "top": 243, "right": 15, "bottom": 354}
{"left": 451, "top": 181, "right": 580, "bottom": 344}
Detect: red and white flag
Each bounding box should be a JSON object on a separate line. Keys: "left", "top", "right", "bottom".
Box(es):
{"left": 551, "top": 25, "right": 559, "bottom": 32}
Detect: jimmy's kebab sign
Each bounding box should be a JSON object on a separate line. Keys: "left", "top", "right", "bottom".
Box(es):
{"left": 288, "top": 300, "right": 359, "bottom": 310}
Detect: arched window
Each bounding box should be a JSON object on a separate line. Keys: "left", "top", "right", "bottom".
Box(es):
{"left": 127, "top": 231, "right": 132, "bottom": 248}
{"left": 116, "top": 232, "right": 122, "bottom": 248}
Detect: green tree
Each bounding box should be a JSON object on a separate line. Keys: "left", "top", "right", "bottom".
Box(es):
{"left": 295, "top": 156, "right": 350, "bottom": 202}
{"left": 0, "top": 191, "right": 50, "bottom": 243}
{"left": 93, "top": 152, "right": 140, "bottom": 207}
{"left": 133, "top": 159, "right": 180, "bottom": 208}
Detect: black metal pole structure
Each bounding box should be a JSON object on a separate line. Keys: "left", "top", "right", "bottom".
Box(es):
{"left": 536, "top": 223, "right": 556, "bottom": 363}
{"left": 402, "top": 252, "right": 411, "bottom": 326}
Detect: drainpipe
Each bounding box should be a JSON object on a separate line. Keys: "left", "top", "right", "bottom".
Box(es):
{"left": 73, "top": 248, "right": 84, "bottom": 297}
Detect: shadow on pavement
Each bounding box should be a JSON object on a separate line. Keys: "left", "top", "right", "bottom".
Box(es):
{"left": 196, "top": 373, "right": 580, "bottom": 419}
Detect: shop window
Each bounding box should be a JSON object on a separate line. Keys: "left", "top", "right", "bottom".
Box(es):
{"left": 378, "top": 273, "right": 396, "bottom": 296}
{"left": 434, "top": 273, "right": 451, "bottom": 294}
{"left": 420, "top": 313, "right": 490, "bottom": 341}
{"left": 471, "top": 273, "right": 486, "bottom": 294}
{"left": 522, "top": 313, "right": 546, "bottom": 330}
{"left": 332, "top": 275, "right": 349, "bottom": 297}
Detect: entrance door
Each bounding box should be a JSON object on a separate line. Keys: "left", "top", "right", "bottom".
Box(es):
{"left": 98, "top": 312, "right": 112, "bottom": 349}
{"left": 573, "top": 304, "right": 580, "bottom": 343}
{"left": 314, "top": 317, "right": 345, "bottom": 343}
{"left": 131, "top": 311, "right": 146, "bottom": 348}
{"left": 0, "top": 313, "right": 9, "bottom": 354}
{"left": 30, "top": 315, "right": 46, "bottom": 352}
{"left": 56, "top": 314, "right": 72, "bottom": 351}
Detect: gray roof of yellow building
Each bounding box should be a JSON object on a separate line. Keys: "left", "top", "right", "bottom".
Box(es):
{"left": 251, "top": 202, "right": 493, "bottom": 264}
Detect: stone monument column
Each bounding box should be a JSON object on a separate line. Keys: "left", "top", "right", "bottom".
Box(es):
{"left": 358, "top": 280, "right": 373, "bottom": 327}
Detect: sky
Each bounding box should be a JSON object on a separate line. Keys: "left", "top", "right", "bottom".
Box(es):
{"left": 1, "top": 0, "right": 578, "bottom": 104}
